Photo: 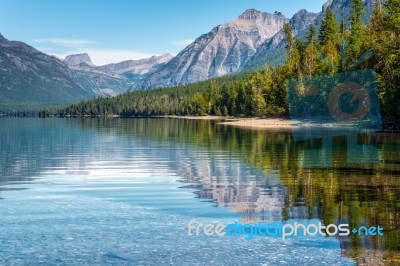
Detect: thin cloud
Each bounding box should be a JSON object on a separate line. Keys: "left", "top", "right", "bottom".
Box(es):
{"left": 172, "top": 39, "right": 194, "bottom": 46}
{"left": 33, "top": 38, "right": 97, "bottom": 47}
{"left": 51, "top": 48, "right": 155, "bottom": 66}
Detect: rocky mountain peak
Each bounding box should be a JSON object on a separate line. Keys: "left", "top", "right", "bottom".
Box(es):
{"left": 290, "top": 9, "right": 319, "bottom": 33}
{"left": 65, "top": 53, "right": 95, "bottom": 67}
{"left": 323, "top": 0, "right": 335, "bottom": 12}
{"left": 295, "top": 9, "right": 310, "bottom": 17}
{"left": 147, "top": 53, "right": 174, "bottom": 64}
{"left": 138, "top": 8, "right": 289, "bottom": 89}
{"left": 0, "top": 33, "right": 8, "bottom": 44}
{"left": 237, "top": 8, "right": 287, "bottom": 23}
{"left": 157, "top": 53, "right": 174, "bottom": 61}
{"left": 238, "top": 9, "right": 263, "bottom": 20}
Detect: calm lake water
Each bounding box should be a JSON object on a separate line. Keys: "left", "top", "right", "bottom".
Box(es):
{"left": 0, "top": 118, "right": 399, "bottom": 265}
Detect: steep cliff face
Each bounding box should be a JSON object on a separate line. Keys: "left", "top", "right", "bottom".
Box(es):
{"left": 322, "top": 0, "right": 374, "bottom": 22}
{"left": 245, "top": 9, "right": 319, "bottom": 69}
{"left": 65, "top": 53, "right": 95, "bottom": 68}
{"left": 138, "top": 9, "right": 289, "bottom": 89}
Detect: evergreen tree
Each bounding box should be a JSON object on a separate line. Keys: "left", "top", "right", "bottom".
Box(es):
{"left": 317, "top": 9, "right": 340, "bottom": 74}
{"left": 348, "top": 0, "right": 366, "bottom": 64}
{"left": 319, "top": 9, "right": 340, "bottom": 46}
{"left": 383, "top": 0, "right": 400, "bottom": 34}
{"left": 306, "top": 25, "right": 317, "bottom": 45}
{"left": 369, "top": 0, "right": 383, "bottom": 34}
{"left": 283, "top": 23, "right": 303, "bottom": 77}
{"left": 367, "top": 0, "right": 383, "bottom": 64}
{"left": 283, "top": 23, "right": 294, "bottom": 52}
{"left": 190, "top": 93, "right": 208, "bottom": 116}
{"left": 340, "top": 19, "right": 347, "bottom": 35}
{"left": 377, "top": 0, "right": 400, "bottom": 116}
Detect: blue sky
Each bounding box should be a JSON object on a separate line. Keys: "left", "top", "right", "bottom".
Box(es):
{"left": 0, "top": 0, "right": 327, "bottom": 65}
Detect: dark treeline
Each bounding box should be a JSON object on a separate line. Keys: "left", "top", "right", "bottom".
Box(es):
{"left": 0, "top": 110, "right": 37, "bottom": 117}
{"left": 42, "top": 70, "right": 288, "bottom": 118}
{"left": 43, "top": 0, "right": 399, "bottom": 120}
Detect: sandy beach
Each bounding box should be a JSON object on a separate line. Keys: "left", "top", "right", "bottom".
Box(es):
{"left": 163, "top": 116, "right": 297, "bottom": 129}
{"left": 219, "top": 118, "right": 296, "bottom": 129}
{"left": 165, "top": 116, "right": 374, "bottom": 130}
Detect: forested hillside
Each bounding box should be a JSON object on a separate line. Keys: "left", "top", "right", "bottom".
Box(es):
{"left": 46, "top": 0, "right": 400, "bottom": 120}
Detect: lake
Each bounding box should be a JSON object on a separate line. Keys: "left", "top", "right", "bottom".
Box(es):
{"left": 0, "top": 118, "right": 399, "bottom": 265}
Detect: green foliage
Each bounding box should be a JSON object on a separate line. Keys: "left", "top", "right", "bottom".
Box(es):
{"left": 383, "top": 0, "right": 400, "bottom": 33}
{"left": 319, "top": 9, "right": 340, "bottom": 46}
{"left": 348, "top": 0, "right": 367, "bottom": 62}
{"left": 368, "top": 0, "right": 400, "bottom": 117}
{"left": 189, "top": 93, "right": 208, "bottom": 115}
{"left": 51, "top": 70, "right": 287, "bottom": 118}
{"left": 306, "top": 25, "right": 317, "bottom": 45}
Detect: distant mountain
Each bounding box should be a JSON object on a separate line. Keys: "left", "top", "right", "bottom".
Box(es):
{"left": 138, "top": 9, "right": 289, "bottom": 89}
{"left": 64, "top": 53, "right": 173, "bottom": 96}
{"left": 0, "top": 30, "right": 173, "bottom": 109}
{"left": 63, "top": 53, "right": 131, "bottom": 96}
{"left": 321, "top": 0, "right": 374, "bottom": 23}
{"left": 65, "top": 53, "right": 95, "bottom": 68}
{"left": 98, "top": 54, "right": 173, "bottom": 76}
{"left": 244, "top": 9, "right": 319, "bottom": 69}
{"left": 0, "top": 34, "right": 89, "bottom": 109}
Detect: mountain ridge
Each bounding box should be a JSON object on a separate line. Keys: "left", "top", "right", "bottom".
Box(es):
{"left": 63, "top": 53, "right": 174, "bottom": 96}
{"left": 138, "top": 9, "right": 289, "bottom": 89}
{"left": 0, "top": 34, "right": 90, "bottom": 109}
{"left": 137, "top": 0, "right": 375, "bottom": 89}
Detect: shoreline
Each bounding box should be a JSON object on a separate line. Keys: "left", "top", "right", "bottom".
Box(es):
{"left": 5, "top": 114, "right": 398, "bottom": 131}
{"left": 162, "top": 116, "right": 390, "bottom": 131}
{"left": 219, "top": 118, "right": 295, "bottom": 129}
{"left": 162, "top": 115, "right": 297, "bottom": 129}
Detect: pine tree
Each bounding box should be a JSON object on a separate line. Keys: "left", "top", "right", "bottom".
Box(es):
{"left": 283, "top": 23, "right": 294, "bottom": 52}
{"left": 317, "top": 9, "right": 340, "bottom": 74}
{"left": 348, "top": 0, "right": 366, "bottom": 63}
{"left": 302, "top": 25, "right": 318, "bottom": 77}
{"left": 383, "top": 0, "right": 400, "bottom": 34}
{"left": 306, "top": 25, "right": 317, "bottom": 45}
{"left": 283, "top": 23, "right": 302, "bottom": 77}
{"left": 340, "top": 19, "right": 347, "bottom": 35}
{"left": 319, "top": 9, "right": 340, "bottom": 46}
{"left": 378, "top": 0, "right": 400, "bottom": 116}
{"left": 369, "top": 0, "right": 383, "bottom": 33}
{"left": 367, "top": 0, "right": 383, "bottom": 57}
